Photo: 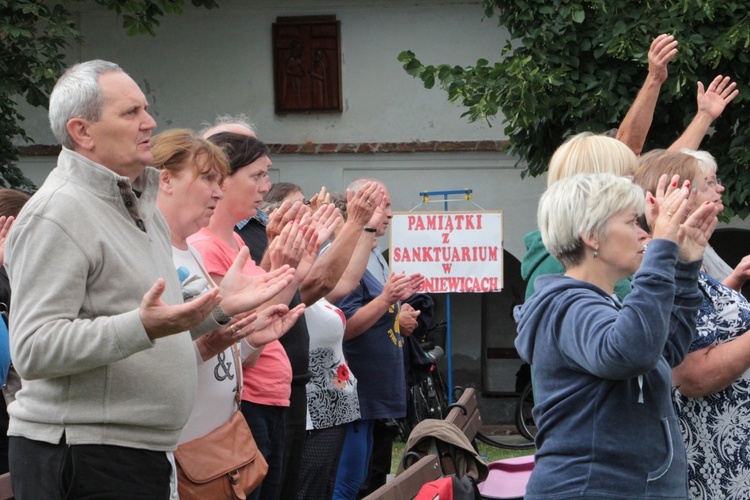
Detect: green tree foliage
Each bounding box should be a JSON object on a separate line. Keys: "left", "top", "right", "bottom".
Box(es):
{"left": 399, "top": 0, "right": 750, "bottom": 218}
{"left": 0, "top": 0, "right": 218, "bottom": 192}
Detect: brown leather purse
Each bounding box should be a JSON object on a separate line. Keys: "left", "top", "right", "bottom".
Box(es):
{"left": 175, "top": 344, "right": 268, "bottom": 499}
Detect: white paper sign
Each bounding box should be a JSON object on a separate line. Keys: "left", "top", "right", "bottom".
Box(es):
{"left": 389, "top": 211, "right": 503, "bottom": 293}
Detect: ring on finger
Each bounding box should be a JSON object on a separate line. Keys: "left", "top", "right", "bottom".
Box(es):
{"left": 231, "top": 325, "right": 238, "bottom": 334}
{"left": 666, "top": 211, "right": 674, "bottom": 217}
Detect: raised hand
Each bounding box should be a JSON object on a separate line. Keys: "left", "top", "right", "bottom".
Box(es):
{"left": 293, "top": 223, "right": 322, "bottom": 283}
{"left": 308, "top": 186, "right": 331, "bottom": 212}
{"left": 244, "top": 303, "right": 306, "bottom": 348}
{"left": 266, "top": 200, "right": 308, "bottom": 243}
{"left": 367, "top": 188, "right": 390, "bottom": 231}
{"left": 347, "top": 182, "right": 383, "bottom": 227}
{"left": 140, "top": 278, "right": 221, "bottom": 340}
{"left": 650, "top": 174, "right": 693, "bottom": 243}
{"left": 399, "top": 273, "right": 425, "bottom": 300}
{"left": 268, "top": 219, "right": 306, "bottom": 271}
{"left": 677, "top": 201, "right": 721, "bottom": 262}
{"left": 697, "top": 75, "right": 739, "bottom": 121}
{"left": 220, "top": 247, "right": 296, "bottom": 315}
{"left": 195, "top": 311, "right": 258, "bottom": 361}
{"left": 648, "top": 34, "right": 678, "bottom": 85}
{"left": 380, "top": 271, "right": 412, "bottom": 305}
{"left": 310, "top": 202, "right": 341, "bottom": 245}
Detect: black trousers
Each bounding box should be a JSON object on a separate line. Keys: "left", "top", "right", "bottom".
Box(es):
{"left": 278, "top": 382, "right": 307, "bottom": 500}
{"left": 8, "top": 435, "right": 171, "bottom": 500}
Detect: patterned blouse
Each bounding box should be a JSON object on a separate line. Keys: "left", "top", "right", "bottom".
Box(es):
{"left": 673, "top": 271, "right": 750, "bottom": 499}
{"left": 305, "top": 298, "right": 360, "bottom": 430}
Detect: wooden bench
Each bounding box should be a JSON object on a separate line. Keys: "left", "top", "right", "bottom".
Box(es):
{"left": 444, "top": 387, "right": 482, "bottom": 441}
{"left": 363, "top": 388, "right": 481, "bottom": 500}
{"left": 362, "top": 454, "right": 441, "bottom": 500}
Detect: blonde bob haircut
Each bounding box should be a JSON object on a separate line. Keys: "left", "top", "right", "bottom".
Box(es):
{"left": 539, "top": 173, "right": 645, "bottom": 269}
{"left": 151, "top": 129, "right": 229, "bottom": 182}
{"left": 547, "top": 132, "right": 639, "bottom": 187}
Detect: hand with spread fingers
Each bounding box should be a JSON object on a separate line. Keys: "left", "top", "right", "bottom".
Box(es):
{"left": 379, "top": 271, "right": 412, "bottom": 306}
{"left": 195, "top": 311, "right": 258, "bottom": 361}
{"left": 399, "top": 273, "right": 425, "bottom": 301}
{"left": 244, "top": 303, "right": 306, "bottom": 351}
{"left": 219, "top": 247, "right": 296, "bottom": 315}
{"left": 697, "top": 75, "right": 739, "bottom": 121}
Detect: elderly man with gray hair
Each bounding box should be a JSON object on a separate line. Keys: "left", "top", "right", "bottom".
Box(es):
{"left": 4, "top": 60, "right": 235, "bottom": 499}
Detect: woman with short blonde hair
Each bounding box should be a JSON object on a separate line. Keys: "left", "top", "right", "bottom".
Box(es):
{"left": 546, "top": 132, "right": 639, "bottom": 187}
{"left": 523, "top": 132, "right": 640, "bottom": 300}
{"left": 516, "top": 172, "right": 720, "bottom": 498}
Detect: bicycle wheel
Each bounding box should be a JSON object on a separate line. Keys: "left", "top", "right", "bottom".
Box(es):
{"left": 515, "top": 380, "right": 537, "bottom": 441}
{"left": 474, "top": 430, "right": 536, "bottom": 451}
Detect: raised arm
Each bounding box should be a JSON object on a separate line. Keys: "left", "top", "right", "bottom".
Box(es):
{"left": 325, "top": 230, "right": 377, "bottom": 303}
{"left": 301, "top": 183, "right": 382, "bottom": 305}
{"left": 668, "top": 75, "right": 739, "bottom": 152}
{"left": 616, "top": 34, "right": 678, "bottom": 155}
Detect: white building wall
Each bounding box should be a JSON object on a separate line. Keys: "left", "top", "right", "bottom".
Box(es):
{"left": 18, "top": 0, "right": 509, "bottom": 145}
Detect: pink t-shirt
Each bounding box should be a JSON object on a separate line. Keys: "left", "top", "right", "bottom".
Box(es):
{"left": 188, "top": 228, "right": 293, "bottom": 406}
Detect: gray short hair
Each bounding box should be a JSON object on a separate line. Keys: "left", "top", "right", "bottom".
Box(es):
{"left": 49, "top": 60, "right": 122, "bottom": 149}
{"left": 539, "top": 173, "right": 644, "bottom": 269}
{"left": 199, "top": 114, "right": 258, "bottom": 138}
{"left": 347, "top": 178, "right": 382, "bottom": 193}
{"left": 679, "top": 149, "right": 717, "bottom": 175}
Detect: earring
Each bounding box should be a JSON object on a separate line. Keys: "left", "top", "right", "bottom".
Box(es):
{"left": 593, "top": 247, "right": 599, "bottom": 259}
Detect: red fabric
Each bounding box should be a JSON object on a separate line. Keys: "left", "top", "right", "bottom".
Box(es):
{"left": 415, "top": 476, "right": 454, "bottom": 500}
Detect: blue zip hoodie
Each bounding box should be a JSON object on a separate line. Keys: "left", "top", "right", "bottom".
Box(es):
{"left": 514, "top": 239, "right": 700, "bottom": 499}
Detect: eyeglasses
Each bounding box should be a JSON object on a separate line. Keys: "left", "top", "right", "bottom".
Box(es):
{"left": 706, "top": 177, "right": 722, "bottom": 189}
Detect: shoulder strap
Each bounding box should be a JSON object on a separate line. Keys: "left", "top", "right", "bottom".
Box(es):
{"left": 190, "top": 247, "right": 243, "bottom": 409}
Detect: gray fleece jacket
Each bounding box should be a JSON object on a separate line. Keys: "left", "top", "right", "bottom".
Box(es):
{"left": 5, "top": 148, "right": 217, "bottom": 451}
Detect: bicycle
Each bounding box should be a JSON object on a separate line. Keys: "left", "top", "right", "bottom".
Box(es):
{"left": 397, "top": 340, "right": 536, "bottom": 451}
{"left": 396, "top": 343, "right": 450, "bottom": 442}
